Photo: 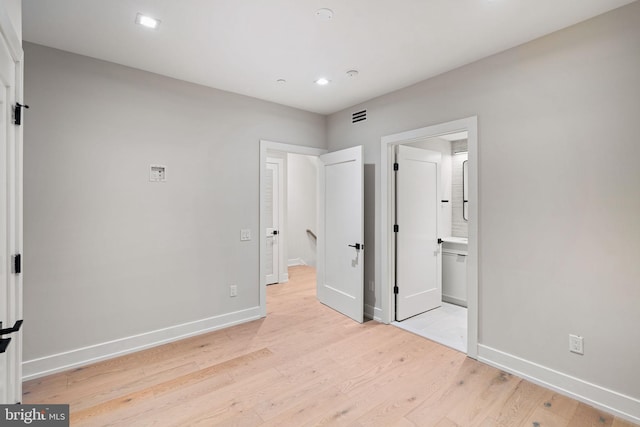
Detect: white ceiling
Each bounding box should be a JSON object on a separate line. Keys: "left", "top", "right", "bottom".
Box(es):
{"left": 22, "top": 0, "right": 636, "bottom": 115}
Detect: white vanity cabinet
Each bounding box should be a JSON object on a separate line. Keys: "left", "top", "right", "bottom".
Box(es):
{"left": 442, "top": 238, "right": 467, "bottom": 307}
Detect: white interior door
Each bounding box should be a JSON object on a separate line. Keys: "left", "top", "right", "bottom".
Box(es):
{"left": 317, "top": 146, "right": 364, "bottom": 323}
{"left": 265, "top": 159, "right": 282, "bottom": 285}
{"left": 0, "top": 28, "right": 23, "bottom": 404}
{"left": 395, "top": 145, "right": 442, "bottom": 321}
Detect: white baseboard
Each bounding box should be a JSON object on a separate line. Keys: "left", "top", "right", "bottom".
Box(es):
{"left": 288, "top": 258, "right": 307, "bottom": 267}
{"left": 442, "top": 294, "right": 467, "bottom": 308}
{"left": 364, "top": 304, "right": 383, "bottom": 322}
{"left": 478, "top": 344, "right": 640, "bottom": 424}
{"left": 23, "top": 306, "right": 262, "bottom": 381}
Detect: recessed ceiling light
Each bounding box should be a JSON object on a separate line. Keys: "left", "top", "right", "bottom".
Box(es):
{"left": 346, "top": 70, "right": 359, "bottom": 77}
{"left": 315, "top": 8, "right": 334, "bottom": 21}
{"left": 135, "top": 13, "right": 160, "bottom": 29}
{"left": 277, "top": 79, "right": 287, "bottom": 84}
{"left": 315, "top": 78, "right": 330, "bottom": 86}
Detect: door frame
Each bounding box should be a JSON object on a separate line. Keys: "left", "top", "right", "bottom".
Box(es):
{"left": 0, "top": 5, "right": 24, "bottom": 402}
{"left": 259, "top": 140, "right": 326, "bottom": 317}
{"left": 380, "top": 117, "right": 478, "bottom": 359}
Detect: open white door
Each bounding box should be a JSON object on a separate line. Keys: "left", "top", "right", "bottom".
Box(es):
{"left": 265, "top": 159, "right": 282, "bottom": 285}
{"left": 0, "top": 19, "right": 23, "bottom": 404}
{"left": 317, "top": 146, "right": 364, "bottom": 323}
{"left": 395, "top": 145, "right": 442, "bottom": 321}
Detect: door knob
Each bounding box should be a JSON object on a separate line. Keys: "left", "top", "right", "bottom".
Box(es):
{"left": 0, "top": 319, "right": 23, "bottom": 336}
{"left": 273, "top": 230, "right": 278, "bottom": 235}
{"left": 348, "top": 243, "right": 364, "bottom": 250}
{"left": 0, "top": 320, "right": 23, "bottom": 354}
{"left": 0, "top": 338, "right": 10, "bottom": 354}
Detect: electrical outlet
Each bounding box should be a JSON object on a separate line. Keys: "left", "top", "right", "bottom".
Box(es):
{"left": 240, "top": 229, "right": 251, "bottom": 241}
{"left": 229, "top": 285, "right": 237, "bottom": 297}
{"left": 569, "top": 334, "right": 584, "bottom": 355}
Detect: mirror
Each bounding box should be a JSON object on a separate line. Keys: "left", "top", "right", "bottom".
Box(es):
{"left": 463, "top": 160, "right": 469, "bottom": 221}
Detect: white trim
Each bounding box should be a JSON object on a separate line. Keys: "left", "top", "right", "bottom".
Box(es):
{"left": 442, "top": 295, "right": 467, "bottom": 308}
{"left": 364, "top": 304, "right": 383, "bottom": 322}
{"left": 288, "top": 257, "right": 308, "bottom": 267}
{"left": 260, "top": 140, "right": 326, "bottom": 317}
{"left": 278, "top": 272, "right": 289, "bottom": 283}
{"left": 0, "top": 8, "right": 23, "bottom": 403}
{"left": 478, "top": 344, "right": 640, "bottom": 424}
{"left": 23, "top": 306, "right": 261, "bottom": 381}
{"left": 0, "top": 5, "right": 22, "bottom": 62}
{"left": 380, "top": 116, "right": 478, "bottom": 359}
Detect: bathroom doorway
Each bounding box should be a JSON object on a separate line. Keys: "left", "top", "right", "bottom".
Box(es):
{"left": 393, "top": 134, "right": 469, "bottom": 353}
{"left": 380, "top": 117, "right": 478, "bottom": 358}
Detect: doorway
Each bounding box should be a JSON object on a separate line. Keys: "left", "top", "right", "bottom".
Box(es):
{"left": 259, "top": 141, "right": 326, "bottom": 317}
{"left": 380, "top": 117, "right": 478, "bottom": 359}
{"left": 259, "top": 141, "right": 365, "bottom": 323}
{"left": 392, "top": 135, "right": 469, "bottom": 353}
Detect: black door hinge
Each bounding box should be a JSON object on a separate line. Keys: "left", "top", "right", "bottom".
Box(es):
{"left": 393, "top": 285, "right": 399, "bottom": 294}
{"left": 393, "top": 162, "right": 399, "bottom": 171}
{"left": 14, "top": 103, "right": 29, "bottom": 126}
{"left": 393, "top": 224, "right": 399, "bottom": 233}
{"left": 13, "top": 254, "right": 21, "bottom": 274}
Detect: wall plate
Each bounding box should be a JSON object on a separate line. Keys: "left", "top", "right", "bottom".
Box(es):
{"left": 150, "top": 165, "right": 167, "bottom": 182}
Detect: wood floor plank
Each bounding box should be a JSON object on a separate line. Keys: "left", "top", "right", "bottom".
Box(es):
{"left": 567, "top": 402, "right": 614, "bottom": 427}
{"left": 21, "top": 266, "right": 638, "bottom": 427}
{"left": 522, "top": 406, "right": 571, "bottom": 427}
{"left": 492, "top": 379, "right": 548, "bottom": 427}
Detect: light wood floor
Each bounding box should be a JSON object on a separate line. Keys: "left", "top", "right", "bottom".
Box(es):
{"left": 24, "top": 266, "right": 637, "bottom": 426}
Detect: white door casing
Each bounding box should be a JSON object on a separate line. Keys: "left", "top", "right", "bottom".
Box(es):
{"left": 0, "top": 9, "right": 23, "bottom": 404}
{"left": 381, "top": 117, "right": 478, "bottom": 358}
{"left": 265, "top": 158, "right": 283, "bottom": 285}
{"left": 395, "top": 145, "right": 442, "bottom": 321}
{"left": 317, "top": 146, "right": 364, "bottom": 323}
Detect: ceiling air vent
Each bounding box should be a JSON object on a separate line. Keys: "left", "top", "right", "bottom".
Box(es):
{"left": 352, "top": 109, "right": 367, "bottom": 124}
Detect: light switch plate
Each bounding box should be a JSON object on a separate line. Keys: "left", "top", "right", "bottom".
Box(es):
{"left": 240, "top": 229, "right": 251, "bottom": 241}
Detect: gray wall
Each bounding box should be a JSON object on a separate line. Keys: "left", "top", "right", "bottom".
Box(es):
{"left": 23, "top": 43, "right": 326, "bottom": 361}
{"left": 327, "top": 2, "right": 640, "bottom": 402}
{"left": 287, "top": 153, "right": 317, "bottom": 267}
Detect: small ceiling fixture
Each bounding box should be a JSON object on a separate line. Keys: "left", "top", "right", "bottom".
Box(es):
{"left": 135, "top": 13, "right": 160, "bottom": 29}
{"left": 315, "top": 78, "right": 330, "bottom": 86}
{"left": 315, "top": 8, "right": 334, "bottom": 21}
{"left": 276, "top": 79, "right": 287, "bottom": 84}
{"left": 346, "top": 70, "right": 359, "bottom": 77}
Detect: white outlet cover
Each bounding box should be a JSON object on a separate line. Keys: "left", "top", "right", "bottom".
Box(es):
{"left": 569, "top": 334, "right": 584, "bottom": 355}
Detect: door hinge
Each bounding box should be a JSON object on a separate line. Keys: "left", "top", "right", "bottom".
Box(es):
{"left": 12, "top": 254, "right": 21, "bottom": 274}
{"left": 13, "top": 103, "right": 29, "bottom": 126}
{"left": 393, "top": 224, "right": 399, "bottom": 233}
{"left": 393, "top": 285, "right": 399, "bottom": 294}
{"left": 393, "top": 162, "right": 399, "bottom": 171}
